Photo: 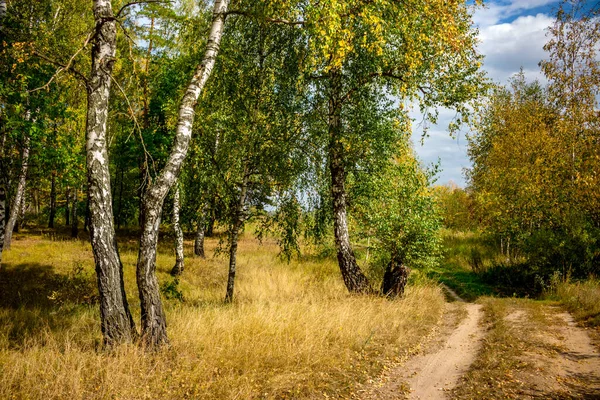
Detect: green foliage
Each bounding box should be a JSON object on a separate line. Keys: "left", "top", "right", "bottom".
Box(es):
{"left": 427, "top": 230, "right": 497, "bottom": 301}
{"left": 350, "top": 140, "right": 442, "bottom": 277}
{"left": 432, "top": 184, "right": 477, "bottom": 230}
{"left": 160, "top": 278, "right": 185, "bottom": 302}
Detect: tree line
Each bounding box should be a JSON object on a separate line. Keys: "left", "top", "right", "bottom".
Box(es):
{"left": 436, "top": 1, "right": 600, "bottom": 287}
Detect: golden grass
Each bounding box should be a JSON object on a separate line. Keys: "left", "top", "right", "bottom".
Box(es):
{"left": 0, "top": 230, "right": 445, "bottom": 399}
{"left": 546, "top": 278, "right": 600, "bottom": 327}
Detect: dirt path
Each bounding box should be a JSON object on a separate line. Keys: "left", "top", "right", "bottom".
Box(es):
{"left": 402, "top": 303, "right": 484, "bottom": 399}
{"left": 359, "top": 297, "right": 485, "bottom": 399}
{"left": 500, "top": 305, "right": 600, "bottom": 399}
{"left": 360, "top": 289, "right": 600, "bottom": 399}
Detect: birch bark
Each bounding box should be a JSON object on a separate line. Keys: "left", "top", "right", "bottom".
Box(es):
{"left": 4, "top": 132, "right": 30, "bottom": 249}
{"left": 0, "top": 0, "right": 6, "bottom": 33}
{"left": 136, "top": 0, "right": 229, "bottom": 347}
{"left": 86, "top": 0, "right": 137, "bottom": 345}
{"left": 170, "top": 185, "right": 185, "bottom": 276}
{"left": 328, "top": 72, "right": 372, "bottom": 294}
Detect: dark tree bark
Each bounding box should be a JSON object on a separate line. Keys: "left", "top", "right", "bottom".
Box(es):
{"left": 225, "top": 168, "right": 249, "bottom": 303}
{"left": 381, "top": 257, "right": 410, "bottom": 298}
{"left": 4, "top": 132, "right": 30, "bottom": 250}
{"left": 49, "top": 171, "right": 56, "bottom": 228}
{"left": 71, "top": 187, "right": 78, "bottom": 238}
{"left": 65, "top": 187, "right": 70, "bottom": 226}
{"left": 170, "top": 185, "right": 185, "bottom": 276}
{"left": 0, "top": 174, "right": 6, "bottom": 269}
{"left": 136, "top": 0, "right": 229, "bottom": 347}
{"left": 86, "top": 0, "right": 137, "bottom": 346}
{"left": 206, "top": 209, "right": 215, "bottom": 237}
{"left": 327, "top": 72, "right": 372, "bottom": 294}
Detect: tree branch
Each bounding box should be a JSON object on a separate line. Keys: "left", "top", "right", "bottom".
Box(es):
{"left": 30, "top": 32, "right": 92, "bottom": 91}
{"left": 225, "top": 10, "right": 305, "bottom": 25}
{"left": 116, "top": 0, "right": 172, "bottom": 18}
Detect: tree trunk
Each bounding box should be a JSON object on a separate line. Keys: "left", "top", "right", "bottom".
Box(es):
{"left": 65, "top": 187, "right": 70, "bottom": 226}
{"left": 71, "top": 187, "right": 78, "bottom": 238}
{"left": 0, "top": 0, "right": 6, "bottom": 33}
{"left": 4, "top": 132, "right": 30, "bottom": 250}
{"left": 0, "top": 175, "right": 6, "bottom": 269}
{"left": 86, "top": 0, "right": 137, "bottom": 346}
{"left": 206, "top": 209, "right": 215, "bottom": 237}
{"left": 33, "top": 187, "right": 40, "bottom": 215}
{"left": 225, "top": 168, "right": 249, "bottom": 303}
{"left": 15, "top": 191, "right": 25, "bottom": 232}
{"left": 49, "top": 172, "right": 56, "bottom": 228}
{"left": 194, "top": 201, "right": 210, "bottom": 258}
{"left": 170, "top": 185, "right": 185, "bottom": 276}
{"left": 328, "top": 72, "right": 372, "bottom": 294}
{"left": 381, "top": 257, "right": 410, "bottom": 298}
{"left": 136, "top": 0, "right": 229, "bottom": 347}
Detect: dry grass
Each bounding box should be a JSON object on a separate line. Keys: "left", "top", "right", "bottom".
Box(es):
{"left": 545, "top": 278, "right": 600, "bottom": 327}
{"left": 0, "top": 230, "right": 445, "bottom": 399}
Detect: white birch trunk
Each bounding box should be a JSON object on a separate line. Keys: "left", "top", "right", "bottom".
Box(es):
{"left": 86, "top": 0, "right": 137, "bottom": 346}
{"left": 4, "top": 132, "right": 30, "bottom": 249}
{"left": 0, "top": 0, "right": 7, "bottom": 33}
{"left": 136, "top": 0, "right": 229, "bottom": 347}
{"left": 170, "top": 185, "right": 185, "bottom": 276}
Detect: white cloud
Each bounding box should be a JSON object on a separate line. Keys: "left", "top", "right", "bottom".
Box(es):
{"left": 474, "top": 0, "right": 558, "bottom": 27}
{"left": 478, "top": 13, "right": 554, "bottom": 83}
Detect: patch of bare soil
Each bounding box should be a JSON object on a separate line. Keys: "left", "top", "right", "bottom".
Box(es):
{"left": 358, "top": 301, "right": 484, "bottom": 399}
{"left": 514, "top": 308, "right": 600, "bottom": 399}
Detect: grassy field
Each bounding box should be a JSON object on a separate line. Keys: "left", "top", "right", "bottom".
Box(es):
{"left": 426, "top": 229, "right": 498, "bottom": 301}
{"left": 0, "top": 229, "right": 445, "bottom": 399}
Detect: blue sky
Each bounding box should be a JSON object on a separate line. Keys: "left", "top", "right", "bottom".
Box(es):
{"left": 413, "top": 0, "right": 562, "bottom": 187}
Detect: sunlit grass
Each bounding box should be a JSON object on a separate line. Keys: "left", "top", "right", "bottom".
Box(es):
{"left": 0, "top": 229, "right": 445, "bottom": 399}
{"left": 544, "top": 277, "right": 600, "bottom": 327}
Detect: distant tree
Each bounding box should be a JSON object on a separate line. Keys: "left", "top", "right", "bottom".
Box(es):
{"left": 432, "top": 184, "right": 476, "bottom": 231}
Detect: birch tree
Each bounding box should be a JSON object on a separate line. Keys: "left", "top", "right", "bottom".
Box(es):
{"left": 135, "top": 0, "right": 230, "bottom": 346}
{"left": 192, "top": 13, "right": 307, "bottom": 302}
{"left": 302, "top": 0, "right": 485, "bottom": 293}
{"left": 84, "top": 0, "right": 137, "bottom": 345}
{"left": 3, "top": 128, "right": 29, "bottom": 249}
{"left": 170, "top": 184, "right": 185, "bottom": 276}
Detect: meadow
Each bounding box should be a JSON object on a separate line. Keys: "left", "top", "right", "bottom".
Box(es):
{"left": 0, "top": 229, "right": 445, "bottom": 399}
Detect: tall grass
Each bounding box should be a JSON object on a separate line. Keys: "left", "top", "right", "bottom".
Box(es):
{"left": 544, "top": 277, "right": 600, "bottom": 327}
{"left": 0, "top": 230, "right": 445, "bottom": 399}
